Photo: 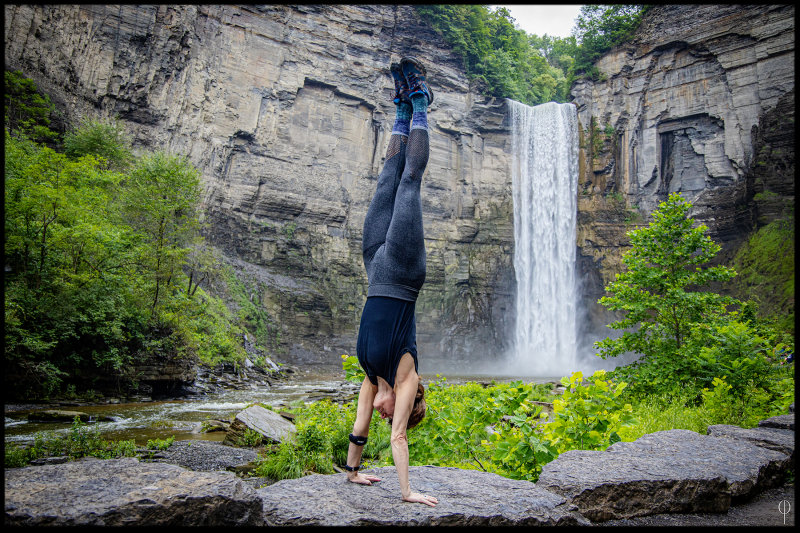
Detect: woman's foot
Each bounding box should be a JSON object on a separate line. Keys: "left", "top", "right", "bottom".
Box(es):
{"left": 390, "top": 62, "right": 411, "bottom": 105}
{"left": 401, "top": 56, "right": 433, "bottom": 106}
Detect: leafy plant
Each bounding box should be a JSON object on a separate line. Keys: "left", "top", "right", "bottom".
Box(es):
{"left": 146, "top": 435, "right": 175, "bottom": 451}
{"left": 341, "top": 354, "right": 364, "bottom": 384}
{"left": 596, "top": 193, "right": 738, "bottom": 361}
{"left": 239, "top": 428, "right": 264, "bottom": 447}
{"left": 540, "top": 370, "right": 634, "bottom": 453}
{"left": 4, "top": 416, "right": 137, "bottom": 467}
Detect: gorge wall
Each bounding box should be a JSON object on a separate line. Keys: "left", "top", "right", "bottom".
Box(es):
{"left": 4, "top": 4, "right": 794, "bottom": 370}
{"left": 571, "top": 4, "right": 795, "bottom": 330}
{"left": 4, "top": 4, "right": 514, "bottom": 370}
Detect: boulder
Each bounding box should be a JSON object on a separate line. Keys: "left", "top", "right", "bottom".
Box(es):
{"left": 758, "top": 413, "right": 795, "bottom": 431}
{"left": 536, "top": 429, "right": 791, "bottom": 522}
{"left": 223, "top": 404, "right": 296, "bottom": 446}
{"left": 26, "top": 410, "right": 119, "bottom": 423}
{"left": 257, "top": 465, "right": 589, "bottom": 526}
{"left": 4, "top": 457, "right": 263, "bottom": 526}
{"left": 707, "top": 424, "right": 795, "bottom": 464}
{"left": 27, "top": 410, "right": 91, "bottom": 422}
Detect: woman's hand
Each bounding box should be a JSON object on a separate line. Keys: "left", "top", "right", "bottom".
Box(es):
{"left": 347, "top": 472, "right": 381, "bottom": 485}
{"left": 402, "top": 491, "right": 438, "bottom": 507}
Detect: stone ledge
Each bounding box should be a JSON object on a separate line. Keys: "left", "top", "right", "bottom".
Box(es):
{"left": 4, "top": 419, "right": 794, "bottom": 526}
{"left": 257, "top": 465, "right": 589, "bottom": 526}
{"left": 4, "top": 457, "right": 263, "bottom": 526}
{"left": 536, "top": 429, "right": 791, "bottom": 522}
{"left": 707, "top": 423, "right": 795, "bottom": 464}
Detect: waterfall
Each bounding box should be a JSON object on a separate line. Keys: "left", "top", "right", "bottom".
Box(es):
{"left": 508, "top": 100, "right": 579, "bottom": 377}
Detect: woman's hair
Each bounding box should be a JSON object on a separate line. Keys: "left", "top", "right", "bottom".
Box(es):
{"left": 388, "top": 382, "right": 426, "bottom": 429}
{"left": 407, "top": 382, "right": 427, "bottom": 429}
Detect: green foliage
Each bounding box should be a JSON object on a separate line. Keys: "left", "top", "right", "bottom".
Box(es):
{"left": 250, "top": 356, "right": 790, "bottom": 484}
{"left": 730, "top": 218, "right": 794, "bottom": 327}
{"left": 596, "top": 192, "right": 794, "bottom": 406}
{"left": 4, "top": 69, "right": 60, "bottom": 145}
{"left": 341, "top": 354, "right": 364, "bottom": 384}
{"left": 145, "top": 435, "right": 175, "bottom": 451}
{"left": 239, "top": 428, "right": 264, "bottom": 447}
{"left": 596, "top": 193, "right": 738, "bottom": 361}
{"left": 571, "top": 5, "right": 650, "bottom": 79}
{"left": 4, "top": 416, "right": 138, "bottom": 467}
{"left": 64, "top": 117, "right": 134, "bottom": 170}
{"left": 253, "top": 399, "right": 391, "bottom": 480}
{"left": 222, "top": 268, "right": 282, "bottom": 355}
{"left": 541, "top": 370, "right": 633, "bottom": 453}
{"left": 414, "top": 5, "right": 648, "bottom": 104}
{"left": 123, "top": 151, "right": 202, "bottom": 315}
{"left": 414, "top": 5, "right": 572, "bottom": 105}
{"left": 4, "top": 131, "right": 146, "bottom": 397}
{"left": 4, "top": 101, "right": 250, "bottom": 398}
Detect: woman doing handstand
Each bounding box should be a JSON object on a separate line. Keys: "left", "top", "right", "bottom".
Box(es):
{"left": 343, "top": 56, "right": 437, "bottom": 508}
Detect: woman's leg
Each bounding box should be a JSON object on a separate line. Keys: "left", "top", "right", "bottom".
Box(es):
{"left": 362, "top": 101, "right": 412, "bottom": 268}
{"left": 374, "top": 92, "right": 429, "bottom": 291}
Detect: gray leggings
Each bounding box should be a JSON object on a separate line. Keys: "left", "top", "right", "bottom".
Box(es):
{"left": 362, "top": 128, "right": 429, "bottom": 301}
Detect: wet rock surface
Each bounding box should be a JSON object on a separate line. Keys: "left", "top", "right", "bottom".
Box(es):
{"left": 5, "top": 457, "right": 263, "bottom": 526}
{"left": 257, "top": 465, "right": 589, "bottom": 526}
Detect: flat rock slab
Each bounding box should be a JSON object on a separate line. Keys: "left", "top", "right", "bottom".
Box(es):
{"left": 707, "top": 424, "right": 795, "bottom": 463}
{"left": 759, "top": 413, "right": 794, "bottom": 430}
{"left": 257, "top": 465, "right": 589, "bottom": 526}
{"left": 537, "top": 429, "right": 791, "bottom": 522}
{"left": 224, "top": 404, "right": 295, "bottom": 445}
{"left": 5, "top": 457, "right": 263, "bottom": 526}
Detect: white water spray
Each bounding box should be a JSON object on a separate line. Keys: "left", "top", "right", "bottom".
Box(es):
{"left": 508, "top": 100, "right": 579, "bottom": 377}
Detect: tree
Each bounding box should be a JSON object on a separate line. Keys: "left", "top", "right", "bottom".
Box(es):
{"left": 64, "top": 117, "right": 134, "bottom": 170}
{"left": 4, "top": 70, "right": 60, "bottom": 145}
{"left": 595, "top": 193, "right": 738, "bottom": 361}
{"left": 571, "top": 5, "right": 649, "bottom": 79}
{"left": 123, "top": 151, "right": 202, "bottom": 315}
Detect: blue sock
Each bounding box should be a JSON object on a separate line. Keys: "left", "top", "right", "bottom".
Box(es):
{"left": 410, "top": 95, "right": 428, "bottom": 131}
{"left": 392, "top": 102, "right": 412, "bottom": 136}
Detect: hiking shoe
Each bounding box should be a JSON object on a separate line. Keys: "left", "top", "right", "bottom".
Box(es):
{"left": 390, "top": 62, "right": 411, "bottom": 105}
{"left": 401, "top": 56, "right": 433, "bottom": 106}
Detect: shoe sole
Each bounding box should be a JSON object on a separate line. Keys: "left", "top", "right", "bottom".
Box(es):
{"left": 400, "top": 56, "right": 426, "bottom": 77}
{"left": 400, "top": 56, "right": 433, "bottom": 105}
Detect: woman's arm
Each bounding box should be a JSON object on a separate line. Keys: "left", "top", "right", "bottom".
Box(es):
{"left": 347, "top": 376, "right": 381, "bottom": 485}
{"left": 390, "top": 356, "right": 438, "bottom": 507}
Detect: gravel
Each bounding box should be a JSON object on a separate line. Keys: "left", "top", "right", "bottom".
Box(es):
{"left": 150, "top": 440, "right": 258, "bottom": 472}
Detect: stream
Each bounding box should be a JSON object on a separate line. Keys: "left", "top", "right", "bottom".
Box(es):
{"left": 5, "top": 368, "right": 557, "bottom": 447}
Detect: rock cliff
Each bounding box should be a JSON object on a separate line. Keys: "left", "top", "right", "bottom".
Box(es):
{"left": 4, "top": 4, "right": 515, "bottom": 369}
{"left": 4, "top": 4, "right": 794, "bottom": 367}
{"left": 571, "top": 4, "right": 794, "bottom": 329}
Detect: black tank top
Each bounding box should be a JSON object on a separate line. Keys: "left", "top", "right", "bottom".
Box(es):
{"left": 356, "top": 296, "right": 418, "bottom": 388}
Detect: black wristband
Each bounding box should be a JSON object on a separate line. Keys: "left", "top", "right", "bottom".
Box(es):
{"left": 349, "top": 433, "right": 368, "bottom": 446}
{"left": 343, "top": 463, "right": 360, "bottom": 472}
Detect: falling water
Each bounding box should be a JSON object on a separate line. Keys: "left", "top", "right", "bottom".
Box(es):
{"left": 508, "top": 100, "right": 579, "bottom": 377}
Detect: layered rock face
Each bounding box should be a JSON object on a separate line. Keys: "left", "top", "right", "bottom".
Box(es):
{"left": 572, "top": 4, "right": 795, "bottom": 329}
{"left": 4, "top": 4, "right": 794, "bottom": 368}
{"left": 4, "top": 4, "right": 515, "bottom": 368}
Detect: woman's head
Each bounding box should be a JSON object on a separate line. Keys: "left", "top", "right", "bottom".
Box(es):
{"left": 387, "top": 382, "right": 426, "bottom": 429}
